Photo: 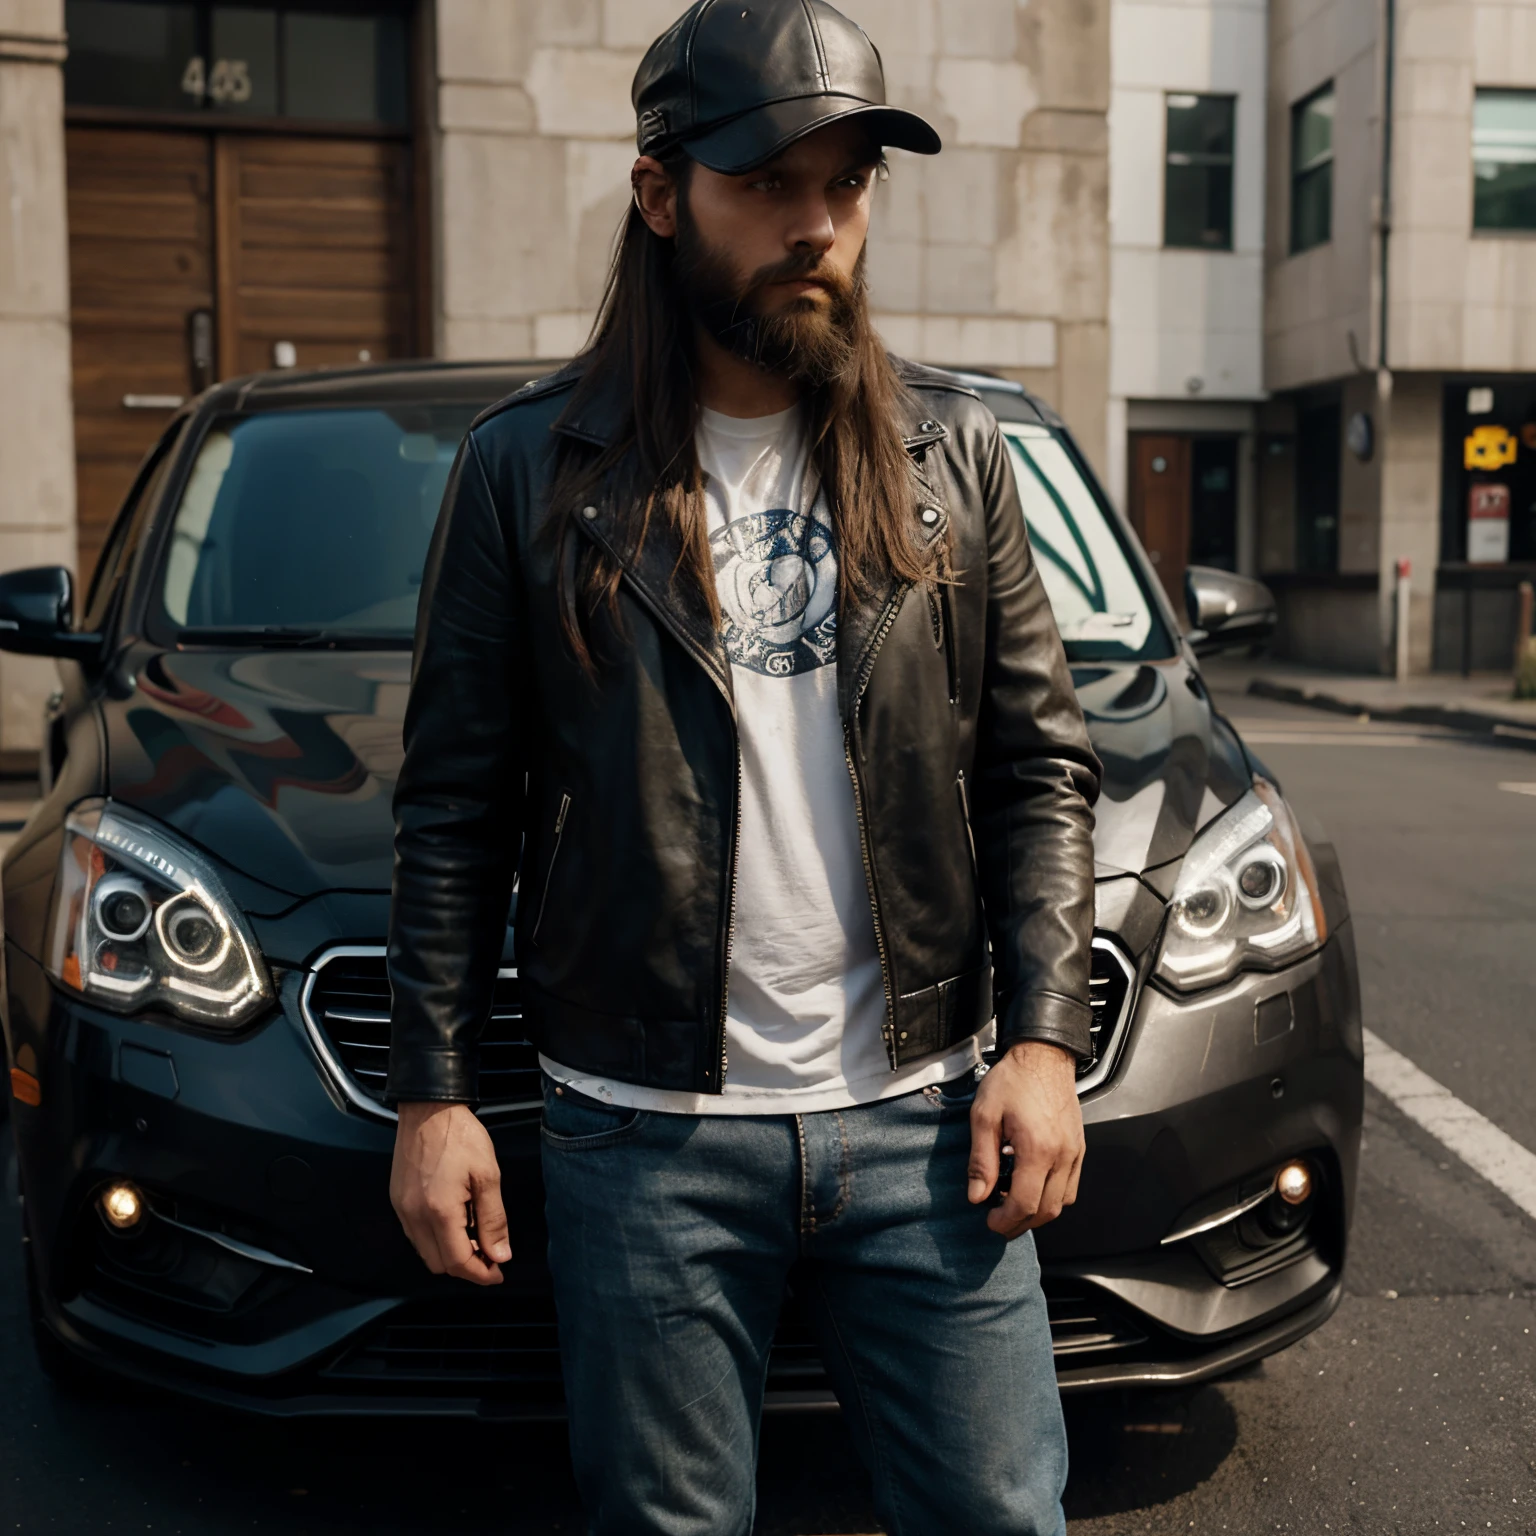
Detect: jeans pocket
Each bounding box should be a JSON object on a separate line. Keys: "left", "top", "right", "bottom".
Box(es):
{"left": 927, "top": 1067, "right": 981, "bottom": 1111}
{"left": 540, "top": 1076, "right": 645, "bottom": 1148}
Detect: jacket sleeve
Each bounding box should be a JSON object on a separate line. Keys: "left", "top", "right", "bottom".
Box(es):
{"left": 968, "top": 417, "right": 1103, "bottom": 1060}
{"left": 383, "top": 431, "right": 527, "bottom": 1107}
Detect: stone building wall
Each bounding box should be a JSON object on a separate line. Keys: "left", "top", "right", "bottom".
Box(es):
{"left": 1387, "top": 0, "right": 1536, "bottom": 374}
{"left": 1262, "top": 0, "right": 1382, "bottom": 393}
{"left": 429, "top": 0, "right": 1112, "bottom": 469}
{"left": 0, "top": 0, "right": 74, "bottom": 758}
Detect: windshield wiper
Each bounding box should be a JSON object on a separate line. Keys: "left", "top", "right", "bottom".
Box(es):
{"left": 176, "top": 626, "right": 409, "bottom": 649}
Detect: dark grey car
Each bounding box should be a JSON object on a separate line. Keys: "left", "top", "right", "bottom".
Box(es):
{"left": 1, "top": 360, "right": 1361, "bottom": 1413}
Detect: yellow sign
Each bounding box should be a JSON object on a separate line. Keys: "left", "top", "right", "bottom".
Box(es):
{"left": 1465, "top": 424, "right": 1518, "bottom": 470}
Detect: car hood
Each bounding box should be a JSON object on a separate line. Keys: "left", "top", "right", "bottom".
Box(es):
{"left": 1073, "top": 659, "right": 1252, "bottom": 880}
{"left": 105, "top": 647, "right": 410, "bottom": 901}
{"left": 104, "top": 649, "right": 1250, "bottom": 902}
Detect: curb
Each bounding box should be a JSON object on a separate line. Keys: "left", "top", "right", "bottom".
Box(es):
{"left": 1247, "top": 678, "right": 1536, "bottom": 753}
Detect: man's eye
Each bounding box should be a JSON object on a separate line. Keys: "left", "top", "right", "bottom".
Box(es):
{"left": 750, "top": 177, "right": 783, "bottom": 192}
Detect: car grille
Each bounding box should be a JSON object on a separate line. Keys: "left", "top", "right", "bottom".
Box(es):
{"left": 306, "top": 939, "right": 1133, "bottom": 1112}
{"left": 321, "top": 1292, "right": 828, "bottom": 1404}
{"left": 305, "top": 951, "right": 539, "bottom": 1111}
{"left": 1080, "top": 939, "right": 1134, "bottom": 1087}
{"left": 322, "top": 1284, "right": 1145, "bottom": 1403}
{"left": 1046, "top": 1290, "right": 1146, "bottom": 1355}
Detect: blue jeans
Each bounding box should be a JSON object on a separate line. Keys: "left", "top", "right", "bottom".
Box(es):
{"left": 540, "top": 1071, "right": 1069, "bottom": 1536}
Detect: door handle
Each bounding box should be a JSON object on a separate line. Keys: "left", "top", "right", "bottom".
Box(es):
{"left": 188, "top": 307, "right": 215, "bottom": 393}
{"left": 122, "top": 395, "right": 185, "bottom": 410}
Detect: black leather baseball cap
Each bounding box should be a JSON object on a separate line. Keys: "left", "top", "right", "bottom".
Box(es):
{"left": 633, "top": 0, "right": 942, "bottom": 175}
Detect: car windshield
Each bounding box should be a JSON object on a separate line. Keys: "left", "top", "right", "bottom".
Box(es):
{"left": 1002, "top": 424, "right": 1174, "bottom": 662}
{"left": 158, "top": 401, "right": 1172, "bottom": 660}
{"left": 160, "top": 406, "right": 479, "bottom": 638}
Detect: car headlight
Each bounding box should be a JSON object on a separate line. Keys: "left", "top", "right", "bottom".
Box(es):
{"left": 46, "top": 800, "right": 271, "bottom": 1028}
{"left": 1156, "top": 779, "right": 1328, "bottom": 991}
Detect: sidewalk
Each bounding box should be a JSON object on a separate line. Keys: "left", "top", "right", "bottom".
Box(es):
{"left": 1200, "top": 655, "right": 1536, "bottom": 750}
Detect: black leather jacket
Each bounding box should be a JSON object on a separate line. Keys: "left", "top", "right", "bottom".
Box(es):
{"left": 383, "top": 357, "right": 1101, "bottom": 1106}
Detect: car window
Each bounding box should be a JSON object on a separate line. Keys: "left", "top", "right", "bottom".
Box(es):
{"left": 158, "top": 405, "right": 478, "bottom": 636}
{"left": 82, "top": 426, "right": 182, "bottom": 633}
{"left": 1002, "top": 425, "right": 1175, "bottom": 663}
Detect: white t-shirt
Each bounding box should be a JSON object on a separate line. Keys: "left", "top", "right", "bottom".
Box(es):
{"left": 541, "top": 404, "right": 981, "bottom": 1113}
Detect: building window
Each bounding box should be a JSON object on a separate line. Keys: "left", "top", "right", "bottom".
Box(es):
{"left": 63, "top": 1, "right": 410, "bottom": 128}
{"left": 1473, "top": 89, "right": 1536, "bottom": 231}
{"left": 1190, "top": 438, "right": 1239, "bottom": 570}
{"left": 1295, "top": 403, "right": 1341, "bottom": 572}
{"left": 1164, "top": 94, "right": 1235, "bottom": 250}
{"left": 1290, "top": 83, "right": 1334, "bottom": 254}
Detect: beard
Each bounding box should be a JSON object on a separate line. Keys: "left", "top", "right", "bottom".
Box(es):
{"left": 672, "top": 202, "right": 865, "bottom": 389}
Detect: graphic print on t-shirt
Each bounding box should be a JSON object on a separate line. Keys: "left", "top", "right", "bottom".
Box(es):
{"left": 710, "top": 506, "right": 838, "bottom": 678}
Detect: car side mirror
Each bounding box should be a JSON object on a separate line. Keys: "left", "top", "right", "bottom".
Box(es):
{"left": 0, "top": 566, "right": 105, "bottom": 663}
{"left": 1183, "top": 565, "right": 1277, "bottom": 657}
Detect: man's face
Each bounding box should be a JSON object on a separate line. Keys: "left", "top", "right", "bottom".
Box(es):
{"left": 668, "top": 120, "right": 881, "bottom": 380}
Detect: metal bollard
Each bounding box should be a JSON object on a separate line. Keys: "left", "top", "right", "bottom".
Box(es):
{"left": 1394, "top": 559, "right": 1411, "bottom": 683}
{"left": 1516, "top": 580, "right": 1536, "bottom": 700}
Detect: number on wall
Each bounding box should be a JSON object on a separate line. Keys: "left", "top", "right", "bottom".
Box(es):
{"left": 179, "top": 58, "right": 253, "bottom": 105}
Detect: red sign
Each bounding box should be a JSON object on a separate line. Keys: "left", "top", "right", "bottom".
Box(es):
{"left": 1468, "top": 482, "right": 1511, "bottom": 564}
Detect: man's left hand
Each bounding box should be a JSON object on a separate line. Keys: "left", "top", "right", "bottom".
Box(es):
{"left": 967, "top": 1040, "right": 1086, "bottom": 1239}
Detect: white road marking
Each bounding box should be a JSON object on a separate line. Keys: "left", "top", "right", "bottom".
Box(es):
{"left": 1499, "top": 782, "right": 1536, "bottom": 796}
{"left": 1364, "top": 1029, "right": 1536, "bottom": 1223}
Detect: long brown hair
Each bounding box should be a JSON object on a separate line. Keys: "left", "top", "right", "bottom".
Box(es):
{"left": 548, "top": 151, "right": 936, "bottom": 673}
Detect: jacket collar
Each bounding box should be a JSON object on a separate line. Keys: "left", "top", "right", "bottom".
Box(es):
{"left": 562, "top": 366, "right": 952, "bottom": 721}
{"left": 549, "top": 355, "right": 620, "bottom": 448}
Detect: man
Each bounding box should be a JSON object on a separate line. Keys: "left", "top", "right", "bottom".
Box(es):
{"left": 384, "top": 2, "right": 1101, "bottom": 1532}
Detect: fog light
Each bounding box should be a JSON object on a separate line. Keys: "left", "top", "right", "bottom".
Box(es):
{"left": 98, "top": 1181, "right": 144, "bottom": 1231}
{"left": 1275, "top": 1160, "right": 1312, "bottom": 1206}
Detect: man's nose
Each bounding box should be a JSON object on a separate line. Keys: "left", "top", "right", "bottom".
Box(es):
{"left": 785, "top": 193, "right": 835, "bottom": 254}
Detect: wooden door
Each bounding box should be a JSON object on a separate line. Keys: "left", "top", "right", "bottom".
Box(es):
{"left": 214, "top": 136, "right": 413, "bottom": 376}
{"left": 67, "top": 128, "right": 214, "bottom": 583}
{"left": 1129, "top": 434, "right": 1193, "bottom": 619}
{"left": 67, "top": 129, "right": 415, "bottom": 587}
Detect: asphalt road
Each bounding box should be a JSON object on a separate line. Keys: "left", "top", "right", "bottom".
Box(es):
{"left": 2, "top": 682, "right": 1534, "bottom": 1534}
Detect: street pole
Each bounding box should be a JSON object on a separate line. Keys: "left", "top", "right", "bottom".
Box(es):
{"left": 1516, "top": 580, "right": 1535, "bottom": 700}
{"left": 1395, "top": 558, "right": 1411, "bottom": 683}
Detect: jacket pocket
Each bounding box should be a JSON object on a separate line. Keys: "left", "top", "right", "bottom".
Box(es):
{"left": 926, "top": 584, "right": 960, "bottom": 705}
{"left": 927, "top": 583, "right": 944, "bottom": 650}
{"left": 957, "top": 771, "right": 981, "bottom": 891}
{"left": 940, "top": 584, "right": 959, "bottom": 703}
{"left": 530, "top": 791, "right": 571, "bottom": 949}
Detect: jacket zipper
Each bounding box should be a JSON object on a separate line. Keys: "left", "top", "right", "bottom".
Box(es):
{"left": 716, "top": 752, "right": 741, "bottom": 1089}
{"left": 569, "top": 514, "right": 740, "bottom": 1091}
{"left": 530, "top": 792, "right": 571, "bottom": 947}
{"left": 843, "top": 582, "right": 912, "bottom": 1067}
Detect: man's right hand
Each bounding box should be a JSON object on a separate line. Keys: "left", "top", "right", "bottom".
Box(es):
{"left": 390, "top": 1101, "right": 511, "bottom": 1285}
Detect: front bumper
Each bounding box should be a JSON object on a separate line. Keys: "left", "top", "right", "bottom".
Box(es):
{"left": 8, "top": 923, "right": 1363, "bottom": 1416}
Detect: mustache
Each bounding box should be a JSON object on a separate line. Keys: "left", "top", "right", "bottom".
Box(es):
{"left": 744, "top": 248, "right": 848, "bottom": 299}
{"left": 683, "top": 247, "right": 858, "bottom": 374}
{"left": 709, "top": 251, "right": 852, "bottom": 343}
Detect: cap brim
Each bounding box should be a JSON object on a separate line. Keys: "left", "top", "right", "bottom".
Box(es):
{"left": 681, "top": 96, "right": 941, "bottom": 176}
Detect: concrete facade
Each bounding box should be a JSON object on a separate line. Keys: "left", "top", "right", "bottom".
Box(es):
{"left": 1262, "top": 0, "right": 1536, "bottom": 675}
{"left": 1263, "top": 0, "right": 1381, "bottom": 392}
{"left": 1106, "top": 0, "right": 1269, "bottom": 531}
{"left": 1389, "top": 0, "right": 1536, "bottom": 376}
{"left": 429, "top": 0, "right": 1113, "bottom": 470}
{"left": 0, "top": 0, "right": 74, "bottom": 760}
